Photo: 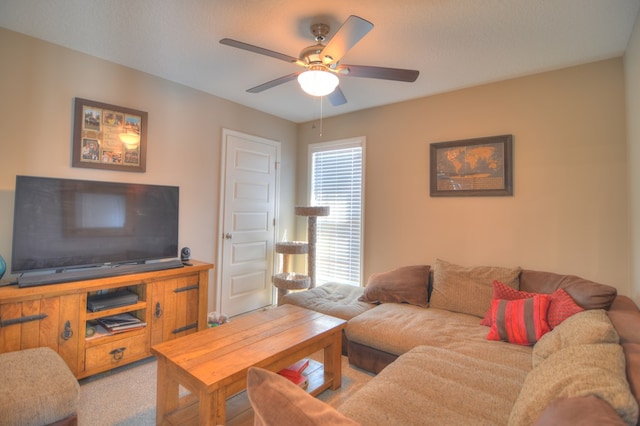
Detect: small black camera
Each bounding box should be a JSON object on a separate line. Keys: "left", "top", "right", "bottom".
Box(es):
{"left": 180, "top": 247, "right": 191, "bottom": 261}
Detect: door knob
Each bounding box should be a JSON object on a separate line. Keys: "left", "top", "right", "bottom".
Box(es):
{"left": 224, "top": 233, "right": 232, "bottom": 239}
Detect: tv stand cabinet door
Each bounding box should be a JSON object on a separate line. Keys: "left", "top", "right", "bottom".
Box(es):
{"left": 0, "top": 294, "right": 81, "bottom": 375}
{"left": 149, "top": 273, "right": 202, "bottom": 346}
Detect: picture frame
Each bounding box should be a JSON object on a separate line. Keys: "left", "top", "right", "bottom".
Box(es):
{"left": 72, "top": 98, "right": 147, "bottom": 172}
{"left": 430, "top": 134, "right": 513, "bottom": 197}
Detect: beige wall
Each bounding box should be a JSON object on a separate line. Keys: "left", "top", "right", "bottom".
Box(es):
{"left": 626, "top": 11, "right": 640, "bottom": 302}
{"left": 1, "top": 26, "right": 635, "bottom": 304}
{"left": 0, "top": 28, "right": 299, "bottom": 309}
{"left": 297, "top": 59, "right": 630, "bottom": 296}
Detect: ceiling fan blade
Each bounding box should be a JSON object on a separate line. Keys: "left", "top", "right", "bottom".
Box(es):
{"left": 247, "top": 72, "right": 301, "bottom": 93}
{"left": 339, "top": 64, "right": 419, "bottom": 82}
{"left": 220, "top": 38, "right": 300, "bottom": 64}
{"left": 321, "top": 15, "right": 373, "bottom": 64}
{"left": 328, "top": 87, "right": 347, "bottom": 106}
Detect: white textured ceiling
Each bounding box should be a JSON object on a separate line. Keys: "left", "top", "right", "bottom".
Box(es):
{"left": 1, "top": 0, "right": 639, "bottom": 123}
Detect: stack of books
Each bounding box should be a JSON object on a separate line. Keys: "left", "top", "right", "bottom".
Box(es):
{"left": 278, "top": 358, "right": 310, "bottom": 389}
{"left": 96, "top": 313, "right": 146, "bottom": 334}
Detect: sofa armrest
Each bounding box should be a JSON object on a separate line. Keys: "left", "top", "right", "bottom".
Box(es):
{"left": 609, "top": 296, "right": 640, "bottom": 344}
{"left": 520, "top": 269, "right": 617, "bottom": 310}
{"left": 534, "top": 395, "right": 625, "bottom": 425}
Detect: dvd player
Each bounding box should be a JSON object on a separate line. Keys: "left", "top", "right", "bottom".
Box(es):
{"left": 87, "top": 290, "right": 139, "bottom": 312}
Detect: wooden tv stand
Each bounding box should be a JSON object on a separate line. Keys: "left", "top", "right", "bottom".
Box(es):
{"left": 0, "top": 260, "right": 213, "bottom": 379}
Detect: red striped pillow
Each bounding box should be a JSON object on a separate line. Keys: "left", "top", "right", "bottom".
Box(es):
{"left": 487, "top": 295, "right": 552, "bottom": 345}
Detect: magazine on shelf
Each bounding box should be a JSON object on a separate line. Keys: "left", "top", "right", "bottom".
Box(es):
{"left": 278, "top": 358, "right": 310, "bottom": 389}
{"left": 96, "top": 313, "right": 146, "bottom": 332}
{"left": 85, "top": 323, "right": 145, "bottom": 340}
{"left": 103, "top": 321, "right": 147, "bottom": 332}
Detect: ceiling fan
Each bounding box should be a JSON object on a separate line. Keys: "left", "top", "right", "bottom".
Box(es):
{"left": 220, "top": 15, "right": 419, "bottom": 106}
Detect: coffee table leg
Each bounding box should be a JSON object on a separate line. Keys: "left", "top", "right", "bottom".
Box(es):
{"left": 156, "top": 357, "right": 180, "bottom": 425}
{"left": 198, "top": 388, "right": 225, "bottom": 426}
{"left": 324, "top": 332, "right": 343, "bottom": 390}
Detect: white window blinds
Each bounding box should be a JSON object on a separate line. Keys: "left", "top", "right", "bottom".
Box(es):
{"left": 309, "top": 139, "right": 364, "bottom": 286}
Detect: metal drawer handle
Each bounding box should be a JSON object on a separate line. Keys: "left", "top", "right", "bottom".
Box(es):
{"left": 172, "top": 322, "right": 198, "bottom": 334}
{"left": 0, "top": 313, "right": 48, "bottom": 327}
{"left": 155, "top": 302, "right": 163, "bottom": 318}
{"left": 61, "top": 320, "right": 73, "bottom": 340}
{"left": 174, "top": 284, "right": 198, "bottom": 293}
{"left": 109, "top": 347, "right": 127, "bottom": 360}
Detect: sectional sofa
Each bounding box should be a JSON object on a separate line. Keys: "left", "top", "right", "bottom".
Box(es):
{"left": 249, "top": 259, "right": 640, "bottom": 425}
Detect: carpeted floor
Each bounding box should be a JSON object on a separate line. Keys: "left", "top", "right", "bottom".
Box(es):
{"left": 78, "top": 353, "right": 373, "bottom": 425}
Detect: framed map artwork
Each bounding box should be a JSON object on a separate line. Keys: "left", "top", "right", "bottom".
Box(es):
{"left": 72, "top": 98, "right": 147, "bottom": 172}
{"left": 430, "top": 134, "right": 513, "bottom": 197}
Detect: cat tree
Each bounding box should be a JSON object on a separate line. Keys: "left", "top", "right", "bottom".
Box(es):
{"left": 272, "top": 206, "right": 329, "bottom": 302}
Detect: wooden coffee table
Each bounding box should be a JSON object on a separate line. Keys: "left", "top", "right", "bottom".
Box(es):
{"left": 151, "top": 304, "right": 347, "bottom": 425}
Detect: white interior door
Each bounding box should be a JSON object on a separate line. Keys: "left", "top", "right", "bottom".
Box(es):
{"left": 218, "top": 129, "right": 279, "bottom": 317}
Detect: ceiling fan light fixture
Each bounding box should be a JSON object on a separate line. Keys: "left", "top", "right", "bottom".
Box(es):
{"left": 297, "top": 68, "right": 339, "bottom": 97}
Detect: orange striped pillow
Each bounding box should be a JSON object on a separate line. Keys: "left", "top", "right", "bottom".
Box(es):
{"left": 487, "top": 295, "right": 552, "bottom": 345}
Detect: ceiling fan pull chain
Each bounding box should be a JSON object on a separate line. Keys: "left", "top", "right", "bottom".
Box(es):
{"left": 319, "top": 96, "right": 324, "bottom": 137}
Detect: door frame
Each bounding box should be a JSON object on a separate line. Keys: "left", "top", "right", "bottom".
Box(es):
{"left": 215, "top": 128, "right": 281, "bottom": 314}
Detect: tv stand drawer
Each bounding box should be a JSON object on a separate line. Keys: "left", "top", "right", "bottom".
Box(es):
{"left": 85, "top": 332, "right": 148, "bottom": 371}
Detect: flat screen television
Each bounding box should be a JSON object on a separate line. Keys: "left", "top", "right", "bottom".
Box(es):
{"left": 11, "top": 175, "right": 180, "bottom": 280}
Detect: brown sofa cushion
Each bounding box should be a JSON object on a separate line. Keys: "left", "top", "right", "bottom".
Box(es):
{"left": 430, "top": 259, "right": 521, "bottom": 318}
{"left": 344, "top": 303, "right": 495, "bottom": 356}
{"left": 519, "top": 270, "right": 617, "bottom": 310}
{"left": 0, "top": 347, "right": 80, "bottom": 426}
{"left": 246, "top": 367, "right": 359, "bottom": 426}
{"left": 338, "top": 344, "right": 530, "bottom": 425}
{"left": 534, "top": 395, "right": 625, "bottom": 425}
{"left": 510, "top": 343, "right": 638, "bottom": 426}
{"left": 622, "top": 343, "right": 640, "bottom": 415}
{"left": 532, "top": 309, "right": 619, "bottom": 367}
{"left": 359, "top": 265, "right": 430, "bottom": 307}
{"left": 281, "top": 282, "right": 374, "bottom": 320}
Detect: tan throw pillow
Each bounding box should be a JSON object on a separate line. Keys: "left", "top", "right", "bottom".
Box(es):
{"left": 246, "top": 367, "right": 360, "bottom": 426}
{"left": 430, "top": 259, "right": 521, "bottom": 317}
{"left": 359, "top": 265, "right": 430, "bottom": 307}
{"left": 509, "top": 344, "right": 638, "bottom": 426}
{"left": 532, "top": 309, "right": 619, "bottom": 367}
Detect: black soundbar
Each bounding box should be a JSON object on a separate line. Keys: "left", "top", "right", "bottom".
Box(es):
{"left": 17, "top": 259, "right": 185, "bottom": 288}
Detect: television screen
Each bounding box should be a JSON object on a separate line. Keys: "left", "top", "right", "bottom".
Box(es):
{"left": 11, "top": 175, "right": 179, "bottom": 274}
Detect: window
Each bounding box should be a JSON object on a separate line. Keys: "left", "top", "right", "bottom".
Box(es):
{"left": 309, "top": 137, "right": 365, "bottom": 286}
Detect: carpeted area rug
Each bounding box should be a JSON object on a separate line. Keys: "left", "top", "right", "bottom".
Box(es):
{"left": 78, "top": 354, "right": 373, "bottom": 425}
